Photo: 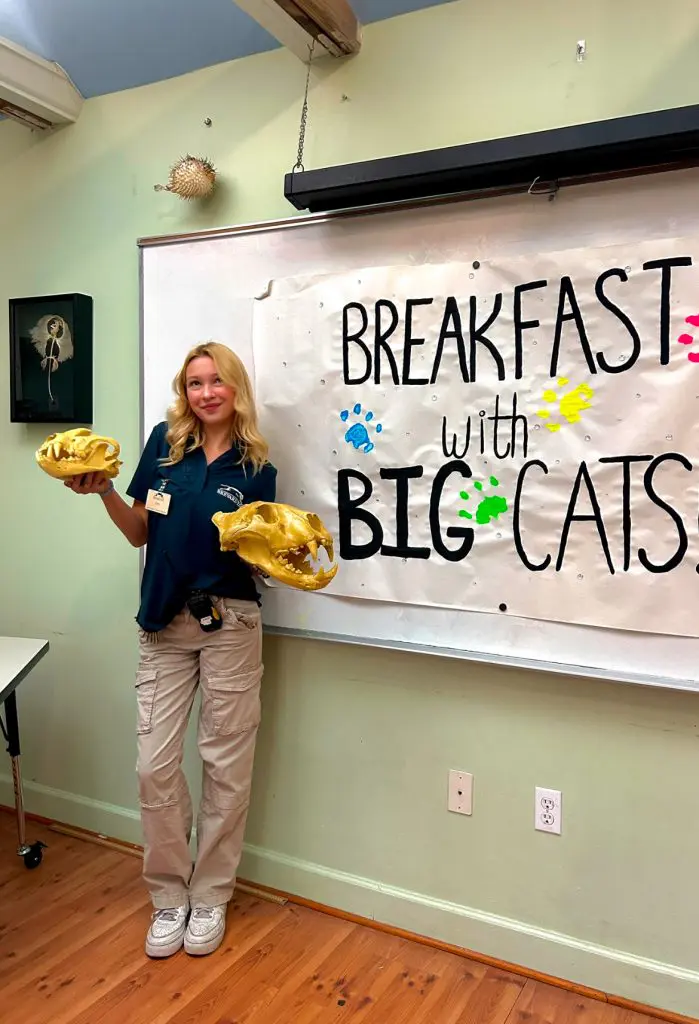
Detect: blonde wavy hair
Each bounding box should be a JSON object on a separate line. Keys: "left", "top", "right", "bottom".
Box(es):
{"left": 162, "top": 341, "right": 269, "bottom": 472}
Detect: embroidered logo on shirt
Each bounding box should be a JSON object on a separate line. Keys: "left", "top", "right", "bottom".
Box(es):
{"left": 217, "top": 484, "right": 244, "bottom": 506}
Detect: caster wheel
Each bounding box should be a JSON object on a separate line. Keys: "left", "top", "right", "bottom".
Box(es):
{"left": 23, "top": 841, "right": 46, "bottom": 869}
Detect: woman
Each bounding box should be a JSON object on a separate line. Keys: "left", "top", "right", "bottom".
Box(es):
{"left": 65, "top": 342, "right": 277, "bottom": 959}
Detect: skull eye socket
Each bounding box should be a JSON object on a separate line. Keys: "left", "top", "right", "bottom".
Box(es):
{"left": 258, "top": 505, "right": 279, "bottom": 524}
{"left": 307, "top": 514, "right": 322, "bottom": 531}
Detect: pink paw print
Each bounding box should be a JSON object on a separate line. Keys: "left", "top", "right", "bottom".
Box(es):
{"left": 677, "top": 315, "right": 699, "bottom": 363}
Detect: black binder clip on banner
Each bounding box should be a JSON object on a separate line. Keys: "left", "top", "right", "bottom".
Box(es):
{"left": 186, "top": 590, "right": 223, "bottom": 632}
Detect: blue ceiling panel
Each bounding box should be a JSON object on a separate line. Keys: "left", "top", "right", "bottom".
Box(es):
{"left": 0, "top": 0, "right": 278, "bottom": 97}
{"left": 0, "top": 0, "right": 456, "bottom": 99}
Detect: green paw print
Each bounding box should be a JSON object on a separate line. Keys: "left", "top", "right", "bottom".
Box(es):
{"left": 459, "top": 476, "right": 508, "bottom": 525}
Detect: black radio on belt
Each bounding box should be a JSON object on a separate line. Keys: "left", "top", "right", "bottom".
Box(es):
{"left": 186, "top": 590, "right": 223, "bottom": 632}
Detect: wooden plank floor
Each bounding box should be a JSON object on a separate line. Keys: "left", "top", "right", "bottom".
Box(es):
{"left": 0, "top": 813, "right": 668, "bottom": 1024}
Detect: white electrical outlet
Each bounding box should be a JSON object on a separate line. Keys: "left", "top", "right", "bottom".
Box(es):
{"left": 535, "top": 787, "right": 562, "bottom": 834}
{"left": 448, "top": 770, "right": 473, "bottom": 815}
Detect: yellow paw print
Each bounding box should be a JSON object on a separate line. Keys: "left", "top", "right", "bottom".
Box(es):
{"left": 537, "top": 377, "right": 593, "bottom": 433}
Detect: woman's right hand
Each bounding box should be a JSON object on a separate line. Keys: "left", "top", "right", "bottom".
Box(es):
{"left": 64, "top": 472, "right": 111, "bottom": 495}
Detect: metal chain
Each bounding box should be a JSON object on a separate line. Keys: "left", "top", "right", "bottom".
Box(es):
{"left": 292, "top": 38, "right": 316, "bottom": 173}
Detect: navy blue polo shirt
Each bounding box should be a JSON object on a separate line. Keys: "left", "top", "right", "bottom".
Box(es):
{"left": 126, "top": 421, "right": 277, "bottom": 632}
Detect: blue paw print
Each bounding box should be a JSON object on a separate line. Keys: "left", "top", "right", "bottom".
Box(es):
{"left": 340, "top": 403, "right": 383, "bottom": 453}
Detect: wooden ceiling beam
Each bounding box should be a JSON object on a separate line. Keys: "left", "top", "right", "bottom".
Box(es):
{"left": 233, "top": 0, "right": 361, "bottom": 60}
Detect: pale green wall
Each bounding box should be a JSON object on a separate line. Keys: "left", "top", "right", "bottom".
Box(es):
{"left": 2, "top": 0, "right": 699, "bottom": 1016}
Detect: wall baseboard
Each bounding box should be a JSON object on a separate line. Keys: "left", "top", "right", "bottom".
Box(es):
{"left": 2, "top": 776, "right": 697, "bottom": 1021}
{"left": 0, "top": 775, "right": 143, "bottom": 846}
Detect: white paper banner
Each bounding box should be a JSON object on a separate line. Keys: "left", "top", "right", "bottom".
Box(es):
{"left": 253, "top": 239, "right": 699, "bottom": 637}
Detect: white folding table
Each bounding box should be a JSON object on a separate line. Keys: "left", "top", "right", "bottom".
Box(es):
{"left": 0, "top": 636, "right": 49, "bottom": 868}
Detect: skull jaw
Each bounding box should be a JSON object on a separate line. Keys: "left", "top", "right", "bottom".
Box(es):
{"left": 35, "top": 453, "right": 122, "bottom": 480}
{"left": 236, "top": 537, "right": 339, "bottom": 591}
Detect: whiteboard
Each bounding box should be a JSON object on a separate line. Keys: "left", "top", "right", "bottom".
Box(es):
{"left": 139, "top": 168, "right": 699, "bottom": 692}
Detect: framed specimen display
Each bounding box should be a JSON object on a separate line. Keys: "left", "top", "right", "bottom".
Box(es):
{"left": 9, "top": 293, "right": 93, "bottom": 424}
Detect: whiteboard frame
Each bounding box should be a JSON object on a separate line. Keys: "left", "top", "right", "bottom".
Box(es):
{"left": 137, "top": 189, "right": 699, "bottom": 694}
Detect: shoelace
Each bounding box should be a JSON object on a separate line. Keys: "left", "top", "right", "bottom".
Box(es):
{"left": 153, "top": 908, "right": 182, "bottom": 922}
{"left": 191, "top": 907, "right": 215, "bottom": 920}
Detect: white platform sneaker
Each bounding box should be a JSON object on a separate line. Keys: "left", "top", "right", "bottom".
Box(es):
{"left": 145, "top": 906, "right": 189, "bottom": 958}
{"left": 184, "top": 905, "right": 227, "bottom": 956}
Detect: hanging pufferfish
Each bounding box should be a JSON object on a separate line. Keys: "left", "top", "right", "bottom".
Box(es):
{"left": 154, "top": 155, "right": 216, "bottom": 199}
{"left": 30, "top": 314, "right": 73, "bottom": 404}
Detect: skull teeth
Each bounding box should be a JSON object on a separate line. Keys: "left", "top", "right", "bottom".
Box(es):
{"left": 276, "top": 543, "right": 334, "bottom": 575}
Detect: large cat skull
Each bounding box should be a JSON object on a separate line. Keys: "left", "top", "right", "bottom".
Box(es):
{"left": 36, "top": 428, "right": 122, "bottom": 480}
{"left": 212, "top": 501, "right": 338, "bottom": 591}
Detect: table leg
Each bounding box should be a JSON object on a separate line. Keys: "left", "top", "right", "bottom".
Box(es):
{"left": 2, "top": 692, "right": 45, "bottom": 868}
{"left": 4, "top": 691, "right": 29, "bottom": 855}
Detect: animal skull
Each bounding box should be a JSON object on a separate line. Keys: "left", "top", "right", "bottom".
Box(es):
{"left": 212, "top": 501, "right": 338, "bottom": 591}
{"left": 35, "top": 428, "right": 122, "bottom": 480}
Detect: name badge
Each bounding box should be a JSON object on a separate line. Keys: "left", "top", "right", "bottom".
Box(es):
{"left": 146, "top": 488, "right": 171, "bottom": 515}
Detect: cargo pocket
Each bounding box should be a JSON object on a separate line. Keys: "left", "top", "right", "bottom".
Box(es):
{"left": 135, "top": 667, "right": 158, "bottom": 735}
{"left": 207, "top": 668, "right": 262, "bottom": 736}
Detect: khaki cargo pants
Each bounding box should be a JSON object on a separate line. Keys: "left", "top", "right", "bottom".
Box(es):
{"left": 135, "top": 597, "right": 262, "bottom": 910}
